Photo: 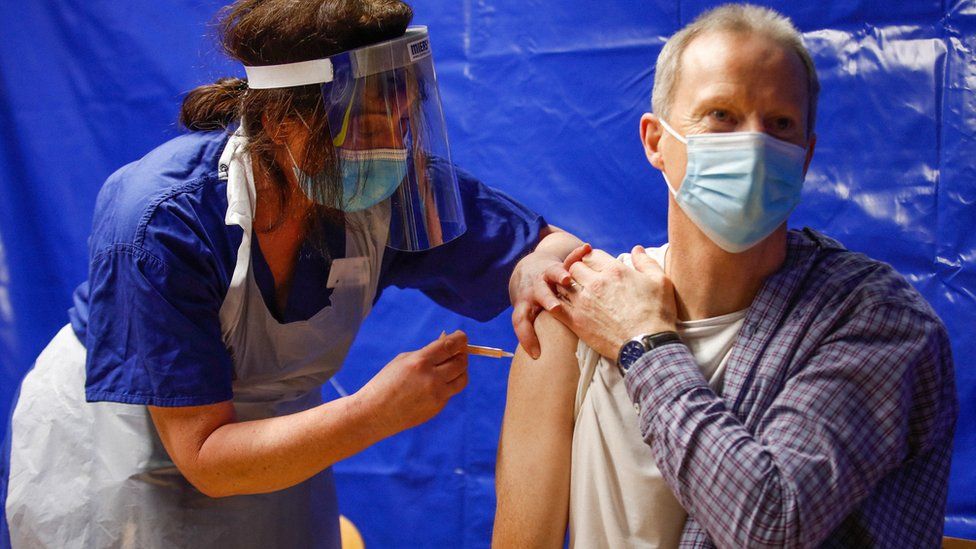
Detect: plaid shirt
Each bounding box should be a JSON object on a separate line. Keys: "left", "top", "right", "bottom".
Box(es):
{"left": 624, "top": 229, "right": 957, "bottom": 548}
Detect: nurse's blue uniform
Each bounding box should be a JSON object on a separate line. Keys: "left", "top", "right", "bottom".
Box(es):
{"left": 0, "top": 129, "right": 545, "bottom": 548}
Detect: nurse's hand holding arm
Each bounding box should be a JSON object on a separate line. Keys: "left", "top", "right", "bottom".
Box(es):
{"left": 149, "top": 331, "right": 468, "bottom": 498}
{"left": 509, "top": 225, "right": 585, "bottom": 359}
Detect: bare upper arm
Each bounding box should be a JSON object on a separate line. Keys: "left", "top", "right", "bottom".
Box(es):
{"left": 493, "top": 312, "right": 580, "bottom": 548}
{"left": 504, "top": 312, "right": 580, "bottom": 428}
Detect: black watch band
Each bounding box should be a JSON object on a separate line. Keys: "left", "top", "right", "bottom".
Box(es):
{"left": 617, "top": 331, "right": 682, "bottom": 375}
{"left": 645, "top": 331, "right": 682, "bottom": 347}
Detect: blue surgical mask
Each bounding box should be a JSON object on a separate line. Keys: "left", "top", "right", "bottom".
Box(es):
{"left": 659, "top": 118, "right": 808, "bottom": 253}
{"left": 335, "top": 148, "right": 408, "bottom": 212}
{"left": 289, "top": 147, "right": 408, "bottom": 212}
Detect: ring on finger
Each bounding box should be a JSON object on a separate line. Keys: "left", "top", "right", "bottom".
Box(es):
{"left": 555, "top": 285, "right": 572, "bottom": 301}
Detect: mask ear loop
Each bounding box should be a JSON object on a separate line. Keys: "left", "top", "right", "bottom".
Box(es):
{"left": 657, "top": 117, "right": 688, "bottom": 145}
{"left": 295, "top": 111, "right": 310, "bottom": 130}
{"left": 663, "top": 243, "right": 671, "bottom": 279}
{"left": 284, "top": 144, "right": 302, "bottom": 173}
{"left": 655, "top": 117, "right": 687, "bottom": 196}
{"left": 284, "top": 143, "right": 316, "bottom": 200}
{"left": 290, "top": 103, "right": 339, "bottom": 193}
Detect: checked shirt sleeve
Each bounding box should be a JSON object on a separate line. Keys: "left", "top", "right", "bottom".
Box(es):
{"left": 624, "top": 303, "right": 954, "bottom": 549}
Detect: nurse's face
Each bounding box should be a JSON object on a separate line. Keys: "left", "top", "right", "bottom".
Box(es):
{"left": 273, "top": 68, "right": 423, "bottom": 189}
{"left": 339, "top": 68, "right": 423, "bottom": 151}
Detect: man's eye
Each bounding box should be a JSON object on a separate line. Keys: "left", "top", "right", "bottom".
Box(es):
{"left": 710, "top": 110, "right": 731, "bottom": 122}
{"left": 774, "top": 117, "right": 794, "bottom": 131}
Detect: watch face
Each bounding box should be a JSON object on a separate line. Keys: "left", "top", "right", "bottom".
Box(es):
{"left": 618, "top": 340, "right": 647, "bottom": 371}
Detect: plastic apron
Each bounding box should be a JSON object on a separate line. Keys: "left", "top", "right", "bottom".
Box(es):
{"left": 4, "top": 132, "right": 389, "bottom": 548}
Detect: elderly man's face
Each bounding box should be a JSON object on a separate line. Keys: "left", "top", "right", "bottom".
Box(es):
{"left": 645, "top": 30, "right": 814, "bottom": 190}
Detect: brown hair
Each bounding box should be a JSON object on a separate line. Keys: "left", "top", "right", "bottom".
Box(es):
{"left": 180, "top": 0, "right": 414, "bottom": 230}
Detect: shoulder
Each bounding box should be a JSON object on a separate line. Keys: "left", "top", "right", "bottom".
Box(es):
{"left": 89, "top": 131, "right": 237, "bottom": 268}
{"left": 618, "top": 244, "right": 667, "bottom": 269}
{"left": 787, "top": 230, "right": 953, "bottom": 394}
{"left": 795, "top": 230, "right": 956, "bottom": 422}
{"left": 791, "top": 228, "right": 941, "bottom": 323}
{"left": 90, "top": 131, "right": 230, "bottom": 246}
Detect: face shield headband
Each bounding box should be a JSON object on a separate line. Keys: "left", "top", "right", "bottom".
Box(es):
{"left": 243, "top": 26, "right": 466, "bottom": 252}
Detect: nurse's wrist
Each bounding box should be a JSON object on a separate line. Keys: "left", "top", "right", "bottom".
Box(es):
{"left": 348, "top": 388, "right": 398, "bottom": 441}
{"left": 514, "top": 227, "right": 581, "bottom": 280}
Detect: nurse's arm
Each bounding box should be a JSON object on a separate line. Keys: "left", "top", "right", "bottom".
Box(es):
{"left": 492, "top": 312, "right": 579, "bottom": 548}
{"left": 149, "top": 331, "right": 470, "bottom": 498}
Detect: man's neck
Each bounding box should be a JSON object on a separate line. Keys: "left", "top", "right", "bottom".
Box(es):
{"left": 666, "top": 214, "right": 787, "bottom": 322}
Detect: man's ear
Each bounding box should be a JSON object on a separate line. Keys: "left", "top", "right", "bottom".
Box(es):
{"left": 802, "top": 132, "right": 817, "bottom": 176}
{"left": 640, "top": 113, "right": 665, "bottom": 170}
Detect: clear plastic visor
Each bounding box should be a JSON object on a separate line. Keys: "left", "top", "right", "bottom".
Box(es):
{"left": 245, "top": 27, "right": 465, "bottom": 251}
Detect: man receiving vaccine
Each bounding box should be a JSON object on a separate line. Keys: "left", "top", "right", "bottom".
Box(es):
{"left": 493, "top": 4, "right": 957, "bottom": 548}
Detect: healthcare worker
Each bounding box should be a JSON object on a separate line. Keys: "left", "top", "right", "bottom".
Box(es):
{"left": 0, "top": 1, "right": 581, "bottom": 547}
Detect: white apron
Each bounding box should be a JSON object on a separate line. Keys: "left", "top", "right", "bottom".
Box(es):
{"left": 4, "top": 132, "right": 388, "bottom": 548}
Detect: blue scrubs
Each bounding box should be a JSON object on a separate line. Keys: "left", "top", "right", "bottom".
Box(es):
{"left": 67, "top": 130, "right": 543, "bottom": 404}
{"left": 1, "top": 129, "right": 545, "bottom": 547}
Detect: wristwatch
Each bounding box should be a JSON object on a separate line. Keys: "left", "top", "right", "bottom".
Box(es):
{"left": 617, "top": 331, "right": 683, "bottom": 376}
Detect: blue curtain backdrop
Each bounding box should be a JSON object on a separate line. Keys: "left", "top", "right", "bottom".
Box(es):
{"left": 1, "top": 0, "right": 973, "bottom": 545}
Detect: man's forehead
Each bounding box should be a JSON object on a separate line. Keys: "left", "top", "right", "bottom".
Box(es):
{"left": 681, "top": 31, "right": 805, "bottom": 81}
{"left": 675, "top": 30, "right": 808, "bottom": 107}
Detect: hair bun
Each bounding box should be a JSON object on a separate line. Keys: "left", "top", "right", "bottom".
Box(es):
{"left": 179, "top": 77, "right": 246, "bottom": 131}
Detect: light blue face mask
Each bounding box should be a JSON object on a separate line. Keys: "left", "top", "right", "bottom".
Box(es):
{"left": 289, "top": 147, "right": 408, "bottom": 212}
{"left": 659, "top": 118, "right": 808, "bottom": 253}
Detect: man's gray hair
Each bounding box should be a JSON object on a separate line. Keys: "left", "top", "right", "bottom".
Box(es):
{"left": 651, "top": 3, "right": 820, "bottom": 134}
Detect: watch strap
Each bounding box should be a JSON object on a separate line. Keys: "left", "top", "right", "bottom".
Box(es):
{"left": 640, "top": 331, "right": 682, "bottom": 349}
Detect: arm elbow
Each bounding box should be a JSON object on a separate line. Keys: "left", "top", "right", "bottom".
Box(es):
{"left": 176, "top": 463, "right": 236, "bottom": 499}
{"left": 192, "top": 481, "right": 232, "bottom": 499}
{"left": 707, "top": 473, "right": 807, "bottom": 549}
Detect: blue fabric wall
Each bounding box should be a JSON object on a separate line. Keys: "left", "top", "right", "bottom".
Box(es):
{"left": 1, "top": 0, "right": 973, "bottom": 545}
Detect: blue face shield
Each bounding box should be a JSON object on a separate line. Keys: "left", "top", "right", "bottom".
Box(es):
{"left": 659, "top": 118, "right": 808, "bottom": 253}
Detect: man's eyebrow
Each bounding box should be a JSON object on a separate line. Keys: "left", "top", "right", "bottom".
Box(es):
{"left": 687, "top": 95, "right": 740, "bottom": 115}
{"left": 690, "top": 93, "right": 805, "bottom": 116}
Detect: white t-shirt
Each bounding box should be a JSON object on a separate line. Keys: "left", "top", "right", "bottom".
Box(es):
{"left": 568, "top": 244, "right": 746, "bottom": 549}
